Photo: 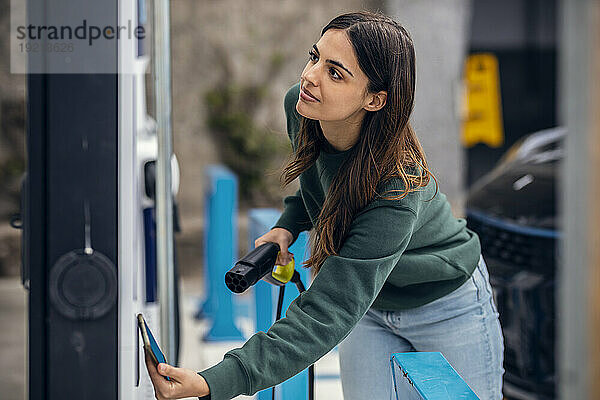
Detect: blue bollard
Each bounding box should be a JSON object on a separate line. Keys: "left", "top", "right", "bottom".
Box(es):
{"left": 202, "top": 165, "right": 244, "bottom": 341}
{"left": 391, "top": 352, "right": 480, "bottom": 399}
{"left": 248, "top": 208, "right": 311, "bottom": 400}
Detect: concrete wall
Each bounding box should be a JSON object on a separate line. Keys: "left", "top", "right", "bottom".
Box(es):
{"left": 0, "top": 0, "right": 26, "bottom": 276}
{"left": 388, "top": 0, "right": 472, "bottom": 214}
{"left": 0, "top": 0, "right": 26, "bottom": 211}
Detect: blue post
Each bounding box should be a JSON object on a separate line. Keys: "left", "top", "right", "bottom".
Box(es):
{"left": 248, "top": 208, "right": 311, "bottom": 400}
{"left": 143, "top": 207, "right": 158, "bottom": 303}
{"left": 390, "top": 352, "right": 480, "bottom": 399}
{"left": 202, "top": 165, "right": 244, "bottom": 341}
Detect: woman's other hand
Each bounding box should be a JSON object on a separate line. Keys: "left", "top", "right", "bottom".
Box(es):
{"left": 144, "top": 351, "right": 209, "bottom": 399}
{"left": 254, "top": 228, "right": 294, "bottom": 266}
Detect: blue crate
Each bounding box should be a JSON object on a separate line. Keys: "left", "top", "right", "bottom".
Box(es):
{"left": 391, "top": 352, "right": 480, "bottom": 400}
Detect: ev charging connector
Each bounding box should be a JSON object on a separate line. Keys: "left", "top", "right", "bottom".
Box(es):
{"left": 225, "top": 242, "right": 314, "bottom": 400}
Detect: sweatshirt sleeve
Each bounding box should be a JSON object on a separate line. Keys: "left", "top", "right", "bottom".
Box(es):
{"left": 270, "top": 82, "right": 311, "bottom": 245}
{"left": 271, "top": 189, "right": 313, "bottom": 246}
{"left": 198, "top": 203, "right": 418, "bottom": 399}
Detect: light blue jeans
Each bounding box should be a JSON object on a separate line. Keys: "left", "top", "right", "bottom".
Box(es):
{"left": 338, "top": 255, "right": 504, "bottom": 400}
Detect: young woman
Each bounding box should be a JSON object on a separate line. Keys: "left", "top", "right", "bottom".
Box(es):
{"left": 145, "top": 11, "right": 504, "bottom": 400}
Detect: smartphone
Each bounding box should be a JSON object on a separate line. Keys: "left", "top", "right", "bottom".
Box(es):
{"left": 137, "top": 313, "right": 170, "bottom": 381}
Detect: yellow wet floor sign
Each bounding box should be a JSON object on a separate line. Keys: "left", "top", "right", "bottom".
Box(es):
{"left": 461, "top": 53, "right": 504, "bottom": 148}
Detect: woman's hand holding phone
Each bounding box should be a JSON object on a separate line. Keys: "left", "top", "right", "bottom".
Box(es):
{"left": 254, "top": 228, "right": 294, "bottom": 266}
{"left": 144, "top": 351, "right": 210, "bottom": 399}
{"left": 143, "top": 227, "right": 293, "bottom": 399}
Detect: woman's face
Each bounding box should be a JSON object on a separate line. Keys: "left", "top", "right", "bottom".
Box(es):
{"left": 296, "top": 29, "right": 375, "bottom": 122}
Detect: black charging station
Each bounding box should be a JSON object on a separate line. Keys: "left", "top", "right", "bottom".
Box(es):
{"left": 26, "top": 72, "right": 119, "bottom": 399}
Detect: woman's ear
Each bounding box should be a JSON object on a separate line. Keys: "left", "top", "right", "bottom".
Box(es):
{"left": 363, "top": 91, "right": 387, "bottom": 112}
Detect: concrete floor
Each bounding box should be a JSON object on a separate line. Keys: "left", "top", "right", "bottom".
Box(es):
{"left": 0, "top": 276, "right": 343, "bottom": 400}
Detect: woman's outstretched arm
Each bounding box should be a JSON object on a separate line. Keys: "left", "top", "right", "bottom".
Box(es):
{"left": 199, "top": 203, "right": 418, "bottom": 399}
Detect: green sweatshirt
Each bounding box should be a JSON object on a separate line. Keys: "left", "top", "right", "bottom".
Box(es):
{"left": 199, "top": 82, "right": 481, "bottom": 399}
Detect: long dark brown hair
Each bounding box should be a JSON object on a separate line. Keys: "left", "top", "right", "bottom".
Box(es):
{"left": 280, "top": 11, "right": 438, "bottom": 273}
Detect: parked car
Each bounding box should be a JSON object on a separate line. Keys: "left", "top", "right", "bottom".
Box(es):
{"left": 466, "top": 127, "right": 565, "bottom": 400}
